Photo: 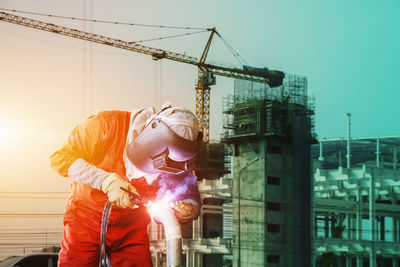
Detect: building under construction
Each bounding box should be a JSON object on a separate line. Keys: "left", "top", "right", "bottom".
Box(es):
{"left": 222, "top": 74, "right": 315, "bottom": 267}
{"left": 312, "top": 136, "right": 400, "bottom": 266}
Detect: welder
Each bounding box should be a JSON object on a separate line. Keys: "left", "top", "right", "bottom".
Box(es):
{"left": 50, "top": 104, "right": 202, "bottom": 267}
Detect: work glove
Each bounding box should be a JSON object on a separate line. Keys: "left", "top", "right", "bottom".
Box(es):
{"left": 171, "top": 200, "right": 199, "bottom": 224}
{"left": 101, "top": 173, "right": 139, "bottom": 209}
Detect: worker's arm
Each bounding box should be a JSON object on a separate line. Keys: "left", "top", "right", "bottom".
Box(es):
{"left": 50, "top": 114, "right": 111, "bottom": 188}
{"left": 50, "top": 114, "right": 107, "bottom": 178}
{"left": 172, "top": 172, "right": 202, "bottom": 224}
{"left": 67, "top": 158, "right": 110, "bottom": 190}
{"left": 50, "top": 113, "right": 138, "bottom": 208}
{"left": 154, "top": 171, "right": 202, "bottom": 224}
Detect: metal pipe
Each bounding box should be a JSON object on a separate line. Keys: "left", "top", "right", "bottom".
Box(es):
{"left": 155, "top": 205, "right": 182, "bottom": 267}
{"left": 356, "top": 189, "right": 362, "bottom": 241}
{"left": 319, "top": 134, "right": 400, "bottom": 142}
{"left": 376, "top": 138, "right": 380, "bottom": 167}
{"left": 346, "top": 113, "right": 351, "bottom": 169}
{"left": 318, "top": 140, "right": 324, "bottom": 161}
{"left": 369, "top": 173, "right": 376, "bottom": 266}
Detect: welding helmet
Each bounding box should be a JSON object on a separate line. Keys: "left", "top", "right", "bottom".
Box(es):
{"left": 127, "top": 108, "right": 203, "bottom": 174}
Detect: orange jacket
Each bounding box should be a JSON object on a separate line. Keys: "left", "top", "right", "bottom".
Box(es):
{"left": 51, "top": 111, "right": 158, "bottom": 212}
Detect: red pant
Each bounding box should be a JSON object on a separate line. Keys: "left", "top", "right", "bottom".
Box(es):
{"left": 58, "top": 199, "right": 153, "bottom": 267}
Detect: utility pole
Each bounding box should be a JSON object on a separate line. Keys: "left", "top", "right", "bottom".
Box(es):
{"left": 345, "top": 113, "right": 351, "bottom": 169}
{"left": 238, "top": 158, "right": 259, "bottom": 267}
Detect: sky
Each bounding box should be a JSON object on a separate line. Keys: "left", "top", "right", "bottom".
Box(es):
{"left": 0, "top": 0, "right": 399, "bottom": 250}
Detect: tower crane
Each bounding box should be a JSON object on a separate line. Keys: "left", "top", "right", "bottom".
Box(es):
{"left": 0, "top": 11, "right": 284, "bottom": 143}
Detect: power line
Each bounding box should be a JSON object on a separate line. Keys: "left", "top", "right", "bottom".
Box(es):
{"left": 0, "top": 242, "right": 60, "bottom": 248}
{"left": 0, "top": 228, "right": 62, "bottom": 231}
{"left": 0, "top": 192, "right": 69, "bottom": 194}
{"left": 0, "top": 7, "right": 211, "bottom": 31}
{"left": 0, "top": 213, "right": 64, "bottom": 216}
{"left": 0, "top": 192, "right": 397, "bottom": 212}
{"left": 0, "top": 196, "right": 67, "bottom": 199}
{"left": 0, "top": 216, "right": 392, "bottom": 236}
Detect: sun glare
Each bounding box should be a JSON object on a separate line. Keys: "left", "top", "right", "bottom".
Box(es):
{"left": 0, "top": 117, "right": 21, "bottom": 147}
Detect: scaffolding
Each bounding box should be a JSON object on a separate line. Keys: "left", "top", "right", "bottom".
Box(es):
{"left": 222, "top": 74, "right": 316, "bottom": 140}
{"left": 221, "top": 73, "right": 314, "bottom": 267}
{"left": 195, "top": 142, "right": 229, "bottom": 180}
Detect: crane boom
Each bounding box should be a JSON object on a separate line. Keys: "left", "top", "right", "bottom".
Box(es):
{"left": 0, "top": 11, "right": 271, "bottom": 83}
{"left": 0, "top": 11, "right": 284, "bottom": 142}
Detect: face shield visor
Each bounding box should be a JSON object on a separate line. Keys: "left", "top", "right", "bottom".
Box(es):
{"left": 127, "top": 118, "right": 203, "bottom": 175}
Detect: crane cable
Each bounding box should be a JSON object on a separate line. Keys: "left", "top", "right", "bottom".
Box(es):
{"left": 0, "top": 8, "right": 209, "bottom": 45}
{"left": 0, "top": 7, "right": 254, "bottom": 66}
{"left": 0, "top": 7, "right": 211, "bottom": 31}
{"left": 129, "top": 30, "right": 209, "bottom": 44}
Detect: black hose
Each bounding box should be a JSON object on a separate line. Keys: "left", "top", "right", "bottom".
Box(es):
{"left": 99, "top": 200, "right": 112, "bottom": 267}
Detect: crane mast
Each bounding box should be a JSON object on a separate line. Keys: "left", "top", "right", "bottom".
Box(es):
{"left": 0, "top": 11, "right": 284, "bottom": 142}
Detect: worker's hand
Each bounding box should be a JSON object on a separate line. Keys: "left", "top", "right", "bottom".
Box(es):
{"left": 101, "top": 173, "right": 139, "bottom": 209}
{"left": 171, "top": 200, "right": 199, "bottom": 224}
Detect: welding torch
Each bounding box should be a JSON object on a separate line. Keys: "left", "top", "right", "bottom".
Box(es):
{"left": 120, "top": 187, "right": 149, "bottom": 206}
{"left": 120, "top": 187, "right": 183, "bottom": 267}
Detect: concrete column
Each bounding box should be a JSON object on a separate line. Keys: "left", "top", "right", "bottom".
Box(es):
{"left": 357, "top": 256, "right": 363, "bottom": 267}
{"left": 191, "top": 252, "right": 202, "bottom": 267}
{"left": 193, "top": 216, "right": 203, "bottom": 239}
{"left": 393, "top": 257, "right": 399, "bottom": 267}
{"left": 192, "top": 219, "right": 197, "bottom": 239}
{"left": 346, "top": 254, "right": 351, "bottom": 267}
{"left": 346, "top": 212, "right": 351, "bottom": 240}
{"left": 394, "top": 217, "right": 398, "bottom": 243}
{"left": 191, "top": 251, "right": 196, "bottom": 267}
{"left": 311, "top": 251, "right": 316, "bottom": 267}
{"left": 352, "top": 209, "right": 356, "bottom": 240}
{"left": 338, "top": 254, "right": 343, "bottom": 267}
{"left": 199, "top": 215, "right": 203, "bottom": 238}
{"left": 369, "top": 173, "right": 376, "bottom": 267}
{"left": 185, "top": 250, "right": 189, "bottom": 267}
{"left": 356, "top": 190, "right": 362, "bottom": 240}
{"left": 393, "top": 198, "right": 398, "bottom": 243}
{"left": 196, "top": 253, "right": 202, "bottom": 267}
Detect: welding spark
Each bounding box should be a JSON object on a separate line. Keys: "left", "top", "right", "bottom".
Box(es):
{"left": 146, "top": 200, "right": 173, "bottom": 223}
